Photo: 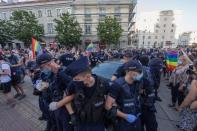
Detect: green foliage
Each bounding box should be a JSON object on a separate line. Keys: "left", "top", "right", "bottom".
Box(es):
{"left": 97, "top": 16, "right": 123, "bottom": 45}
{"left": 54, "top": 13, "right": 82, "bottom": 47}
{"left": 10, "top": 10, "right": 44, "bottom": 47}
{"left": 0, "top": 20, "right": 13, "bottom": 47}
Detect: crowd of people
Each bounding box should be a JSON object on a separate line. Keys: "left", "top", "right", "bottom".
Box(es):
{"left": 0, "top": 46, "right": 197, "bottom": 131}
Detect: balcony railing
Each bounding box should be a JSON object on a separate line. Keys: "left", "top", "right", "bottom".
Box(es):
{"left": 73, "top": 0, "right": 137, "bottom": 5}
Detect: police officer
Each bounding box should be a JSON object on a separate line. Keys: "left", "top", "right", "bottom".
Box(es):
{"left": 139, "top": 56, "right": 158, "bottom": 131}
{"left": 111, "top": 51, "right": 133, "bottom": 81}
{"left": 105, "top": 60, "right": 142, "bottom": 131}
{"left": 149, "top": 58, "right": 163, "bottom": 101}
{"left": 51, "top": 56, "right": 110, "bottom": 131}
{"left": 59, "top": 53, "right": 76, "bottom": 67}
{"left": 36, "top": 53, "right": 72, "bottom": 131}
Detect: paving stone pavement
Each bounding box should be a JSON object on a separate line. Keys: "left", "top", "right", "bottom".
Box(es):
{"left": 0, "top": 76, "right": 181, "bottom": 131}
{"left": 0, "top": 76, "right": 46, "bottom": 131}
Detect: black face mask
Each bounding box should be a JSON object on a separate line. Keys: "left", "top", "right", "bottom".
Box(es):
{"left": 73, "top": 80, "right": 85, "bottom": 87}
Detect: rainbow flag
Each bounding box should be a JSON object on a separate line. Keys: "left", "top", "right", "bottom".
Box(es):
{"left": 86, "top": 43, "right": 94, "bottom": 52}
{"left": 166, "top": 50, "right": 178, "bottom": 71}
{"left": 32, "top": 38, "right": 42, "bottom": 58}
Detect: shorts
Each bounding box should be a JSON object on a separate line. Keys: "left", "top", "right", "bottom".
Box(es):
{"left": 11, "top": 73, "right": 21, "bottom": 86}
{"left": 1, "top": 81, "right": 12, "bottom": 94}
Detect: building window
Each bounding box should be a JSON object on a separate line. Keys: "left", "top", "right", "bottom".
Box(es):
{"left": 164, "top": 17, "right": 167, "bottom": 21}
{"left": 171, "top": 29, "right": 174, "bottom": 32}
{"left": 155, "top": 30, "right": 158, "bottom": 33}
{"left": 162, "top": 36, "right": 165, "bottom": 39}
{"left": 155, "top": 36, "right": 158, "bottom": 39}
{"left": 172, "top": 24, "right": 174, "bottom": 27}
{"left": 38, "top": 10, "right": 42, "bottom": 18}
{"left": 99, "top": 7, "right": 106, "bottom": 17}
{"left": 163, "top": 24, "right": 166, "bottom": 27}
{"left": 114, "top": 7, "right": 120, "bottom": 19}
{"left": 47, "top": 23, "right": 54, "bottom": 34}
{"left": 2, "top": 12, "right": 7, "bottom": 20}
{"left": 142, "top": 36, "right": 145, "bottom": 39}
{"left": 57, "top": 9, "right": 62, "bottom": 17}
{"left": 85, "top": 24, "right": 91, "bottom": 35}
{"left": 164, "top": 30, "right": 165, "bottom": 32}
{"left": 155, "top": 24, "right": 159, "bottom": 28}
{"left": 148, "top": 36, "right": 151, "bottom": 39}
{"left": 47, "top": 9, "right": 52, "bottom": 17}
{"left": 85, "top": 8, "right": 91, "bottom": 18}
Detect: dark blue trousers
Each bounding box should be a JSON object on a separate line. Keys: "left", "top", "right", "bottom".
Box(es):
{"left": 54, "top": 107, "right": 73, "bottom": 131}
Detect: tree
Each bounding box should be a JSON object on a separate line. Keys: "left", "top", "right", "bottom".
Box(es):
{"left": 97, "top": 16, "right": 123, "bottom": 46}
{"left": 10, "top": 10, "right": 44, "bottom": 47}
{"left": 0, "top": 20, "right": 13, "bottom": 48}
{"left": 54, "top": 13, "right": 82, "bottom": 47}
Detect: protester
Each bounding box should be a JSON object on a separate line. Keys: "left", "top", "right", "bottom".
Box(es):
{"left": 0, "top": 54, "right": 15, "bottom": 107}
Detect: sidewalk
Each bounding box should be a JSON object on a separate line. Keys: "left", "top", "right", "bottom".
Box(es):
{"left": 0, "top": 76, "right": 46, "bottom": 131}
{"left": 156, "top": 77, "right": 180, "bottom": 131}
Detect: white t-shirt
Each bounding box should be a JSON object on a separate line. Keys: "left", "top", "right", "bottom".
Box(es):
{"left": 28, "top": 50, "right": 33, "bottom": 60}
{"left": 0, "top": 63, "right": 11, "bottom": 83}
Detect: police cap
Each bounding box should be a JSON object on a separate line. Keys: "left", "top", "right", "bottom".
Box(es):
{"left": 66, "top": 56, "right": 90, "bottom": 77}
{"left": 59, "top": 53, "right": 75, "bottom": 66}
{"left": 36, "top": 53, "right": 52, "bottom": 66}
{"left": 124, "top": 60, "right": 142, "bottom": 73}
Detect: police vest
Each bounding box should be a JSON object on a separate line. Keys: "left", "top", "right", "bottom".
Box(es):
{"left": 73, "top": 76, "right": 107, "bottom": 123}
{"left": 115, "top": 77, "right": 141, "bottom": 115}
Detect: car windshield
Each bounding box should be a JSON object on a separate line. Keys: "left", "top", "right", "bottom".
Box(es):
{"left": 92, "top": 60, "right": 122, "bottom": 79}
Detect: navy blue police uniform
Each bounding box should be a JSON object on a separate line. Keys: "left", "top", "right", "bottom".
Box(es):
{"left": 65, "top": 56, "right": 110, "bottom": 131}
{"left": 108, "top": 60, "right": 142, "bottom": 131}
{"left": 139, "top": 56, "right": 158, "bottom": 131}
{"left": 149, "top": 58, "right": 163, "bottom": 101}
{"left": 59, "top": 53, "right": 76, "bottom": 67}
{"left": 37, "top": 53, "right": 74, "bottom": 131}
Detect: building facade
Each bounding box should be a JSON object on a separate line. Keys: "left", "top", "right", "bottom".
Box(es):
{"left": 72, "top": 0, "right": 137, "bottom": 48}
{"left": 0, "top": 0, "right": 73, "bottom": 47}
{"left": 0, "top": 0, "right": 137, "bottom": 48}
{"left": 178, "top": 31, "right": 197, "bottom": 46}
{"left": 132, "top": 10, "right": 182, "bottom": 48}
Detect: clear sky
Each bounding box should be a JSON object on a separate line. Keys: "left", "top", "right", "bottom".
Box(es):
{"left": 137, "top": 0, "right": 197, "bottom": 32}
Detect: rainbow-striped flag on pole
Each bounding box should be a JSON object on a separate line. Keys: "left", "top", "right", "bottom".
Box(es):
{"left": 32, "top": 38, "right": 42, "bottom": 58}
{"left": 86, "top": 43, "right": 94, "bottom": 52}
{"left": 166, "top": 50, "right": 178, "bottom": 71}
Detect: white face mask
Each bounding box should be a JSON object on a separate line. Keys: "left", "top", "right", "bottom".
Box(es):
{"left": 133, "top": 73, "right": 143, "bottom": 81}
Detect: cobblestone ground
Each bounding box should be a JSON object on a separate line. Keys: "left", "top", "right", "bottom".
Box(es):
{"left": 0, "top": 76, "right": 46, "bottom": 131}
{"left": 0, "top": 76, "right": 180, "bottom": 131}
